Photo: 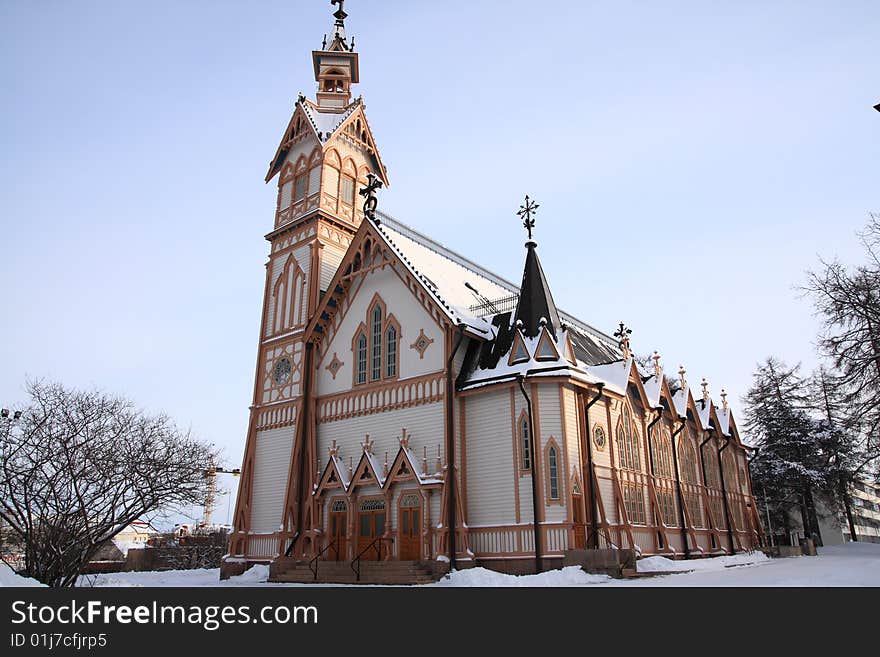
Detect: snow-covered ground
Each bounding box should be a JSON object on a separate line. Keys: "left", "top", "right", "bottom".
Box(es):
{"left": 5, "top": 541, "right": 869, "bottom": 588}
{"left": 0, "top": 563, "right": 44, "bottom": 587}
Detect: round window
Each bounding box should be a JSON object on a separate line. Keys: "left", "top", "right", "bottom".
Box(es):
{"left": 593, "top": 425, "right": 606, "bottom": 449}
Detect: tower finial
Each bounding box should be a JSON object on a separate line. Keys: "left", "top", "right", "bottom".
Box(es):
{"left": 331, "top": 0, "right": 347, "bottom": 24}
{"left": 652, "top": 351, "right": 662, "bottom": 379}
{"left": 701, "top": 378, "right": 709, "bottom": 401}
{"left": 721, "top": 389, "right": 728, "bottom": 411}
{"left": 517, "top": 195, "right": 539, "bottom": 241}
{"left": 678, "top": 365, "right": 687, "bottom": 392}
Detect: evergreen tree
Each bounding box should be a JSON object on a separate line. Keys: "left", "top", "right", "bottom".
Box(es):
{"left": 743, "top": 358, "right": 826, "bottom": 543}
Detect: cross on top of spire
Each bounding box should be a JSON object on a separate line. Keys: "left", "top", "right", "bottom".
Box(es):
{"left": 614, "top": 322, "right": 633, "bottom": 360}
{"left": 517, "top": 195, "right": 539, "bottom": 241}
{"left": 331, "top": 0, "right": 347, "bottom": 23}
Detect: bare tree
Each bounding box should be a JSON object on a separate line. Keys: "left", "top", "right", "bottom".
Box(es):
{"left": 804, "top": 213, "right": 880, "bottom": 465}
{"left": 0, "top": 381, "right": 214, "bottom": 587}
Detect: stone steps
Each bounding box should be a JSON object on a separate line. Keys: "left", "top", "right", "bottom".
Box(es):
{"left": 270, "top": 559, "right": 446, "bottom": 585}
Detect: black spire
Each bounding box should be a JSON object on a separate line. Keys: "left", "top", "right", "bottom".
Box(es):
{"left": 512, "top": 196, "right": 560, "bottom": 339}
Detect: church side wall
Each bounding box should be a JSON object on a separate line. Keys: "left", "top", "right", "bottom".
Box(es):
{"left": 249, "top": 426, "right": 295, "bottom": 536}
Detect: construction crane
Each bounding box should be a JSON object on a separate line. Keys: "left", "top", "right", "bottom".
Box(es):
{"left": 202, "top": 458, "right": 241, "bottom": 527}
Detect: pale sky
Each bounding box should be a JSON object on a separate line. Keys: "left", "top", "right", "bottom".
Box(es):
{"left": 1, "top": 1, "right": 878, "bottom": 527}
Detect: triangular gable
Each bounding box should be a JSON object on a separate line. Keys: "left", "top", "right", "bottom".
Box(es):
{"left": 625, "top": 359, "right": 652, "bottom": 410}
{"left": 305, "top": 217, "right": 482, "bottom": 356}
{"left": 562, "top": 331, "right": 577, "bottom": 366}
{"left": 265, "top": 101, "right": 324, "bottom": 182}
{"left": 508, "top": 330, "right": 530, "bottom": 366}
{"left": 386, "top": 447, "right": 442, "bottom": 487}
{"left": 325, "top": 104, "right": 389, "bottom": 187}
{"left": 534, "top": 327, "right": 560, "bottom": 362}
{"left": 349, "top": 450, "right": 385, "bottom": 490}
{"left": 315, "top": 456, "right": 350, "bottom": 497}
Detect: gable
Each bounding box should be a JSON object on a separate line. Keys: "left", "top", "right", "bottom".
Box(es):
{"left": 315, "top": 262, "right": 446, "bottom": 397}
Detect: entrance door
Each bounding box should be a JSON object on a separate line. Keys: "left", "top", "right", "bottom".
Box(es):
{"left": 357, "top": 499, "right": 386, "bottom": 560}
{"left": 328, "top": 500, "right": 347, "bottom": 561}
{"left": 398, "top": 493, "right": 422, "bottom": 560}
{"left": 572, "top": 493, "right": 587, "bottom": 549}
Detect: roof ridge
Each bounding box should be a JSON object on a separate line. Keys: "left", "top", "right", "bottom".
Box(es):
{"left": 376, "top": 210, "right": 617, "bottom": 345}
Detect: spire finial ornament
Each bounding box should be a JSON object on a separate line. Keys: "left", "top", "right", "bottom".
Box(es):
{"left": 678, "top": 365, "right": 687, "bottom": 392}
{"left": 652, "top": 351, "right": 662, "bottom": 379}
{"left": 701, "top": 378, "right": 709, "bottom": 401}
{"left": 517, "top": 195, "right": 540, "bottom": 241}
{"left": 331, "top": 0, "right": 347, "bottom": 24}
{"left": 328, "top": 439, "right": 339, "bottom": 459}
{"left": 361, "top": 434, "right": 374, "bottom": 455}
{"left": 614, "top": 322, "right": 633, "bottom": 361}
{"left": 721, "top": 389, "right": 728, "bottom": 411}
{"left": 360, "top": 173, "right": 383, "bottom": 223}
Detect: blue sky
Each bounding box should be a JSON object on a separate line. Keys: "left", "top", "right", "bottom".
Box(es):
{"left": 1, "top": 1, "right": 878, "bottom": 527}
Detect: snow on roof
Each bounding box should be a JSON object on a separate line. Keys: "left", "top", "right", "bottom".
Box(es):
{"left": 642, "top": 375, "right": 663, "bottom": 409}
{"left": 586, "top": 358, "right": 632, "bottom": 396}
{"left": 715, "top": 406, "right": 731, "bottom": 436}
{"left": 694, "top": 397, "right": 712, "bottom": 430}
{"left": 672, "top": 389, "right": 689, "bottom": 418}
{"left": 302, "top": 101, "right": 357, "bottom": 142}
{"left": 331, "top": 455, "right": 351, "bottom": 488}
{"left": 377, "top": 212, "right": 618, "bottom": 351}
{"left": 460, "top": 329, "right": 602, "bottom": 390}
{"left": 364, "top": 451, "right": 386, "bottom": 488}
{"left": 402, "top": 447, "right": 444, "bottom": 485}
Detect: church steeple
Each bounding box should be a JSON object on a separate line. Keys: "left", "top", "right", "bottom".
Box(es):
{"left": 513, "top": 196, "right": 561, "bottom": 338}
{"left": 313, "top": 0, "right": 359, "bottom": 108}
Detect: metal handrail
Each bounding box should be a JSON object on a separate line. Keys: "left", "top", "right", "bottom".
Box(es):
{"left": 350, "top": 536, "right": 390, "bottom": 581}
{"left": 308, "top": 539, "right": 338, "bottom": 581}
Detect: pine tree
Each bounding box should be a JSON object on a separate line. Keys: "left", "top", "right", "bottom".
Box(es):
{"left": 744, "top": 358, "right": 827, "bottom": 544}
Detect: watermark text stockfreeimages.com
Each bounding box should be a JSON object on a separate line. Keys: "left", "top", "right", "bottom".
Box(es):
{"left": 10, "top": 599, "right": 318, "bottom": 632}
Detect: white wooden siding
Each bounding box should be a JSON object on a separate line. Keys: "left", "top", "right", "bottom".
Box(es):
{"left": 464, "top": 388, "right": 517, "bottom": 526}
{"left": 316, "top": 402, "right": 445, "bottom": 479}
{"left": 249, "top": 426, "right": 294, "bottom": 534}
{"left": 320, "top": 242, "right": 346, "bottom": 292}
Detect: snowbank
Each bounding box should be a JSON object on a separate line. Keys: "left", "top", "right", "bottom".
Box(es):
{"left": 637, "top": 551, "right": 770, "bottom": 573}
{"left": 435, "top": 566, "right": 611, "bottom": 587}
{"left": 79, "top": 564, "right": 271, "bottom": 588}
{"left": 228, "top": 564, "right": 269, "bottom": 584}
{"left": 0, "top": 563, "right": 45, "bottom": 588}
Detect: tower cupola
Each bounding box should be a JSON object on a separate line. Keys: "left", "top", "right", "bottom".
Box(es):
{"left": 313, "top": 0, "right": 360, "bottom": 108}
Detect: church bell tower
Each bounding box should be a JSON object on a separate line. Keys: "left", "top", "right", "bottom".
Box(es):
{"left": 227, "top": 1, "right": 390, "bottom": 562}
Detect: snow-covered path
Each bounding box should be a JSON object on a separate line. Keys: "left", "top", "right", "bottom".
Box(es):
{"left": 65, "top": 542, "right": 880, "bottom": 588}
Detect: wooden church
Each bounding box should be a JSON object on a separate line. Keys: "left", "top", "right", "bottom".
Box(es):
{"left": 222, "top": 3, "right": 764, "bottom": 582}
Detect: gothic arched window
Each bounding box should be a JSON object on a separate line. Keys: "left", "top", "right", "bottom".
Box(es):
{"left": 371, "top": 305, "right": 383, "bottom": 381}
{"left": 618, "top": 405, "right": 641, "bottom": 471}
{"left": 355, "top": 332, "right": 367, "bottom": 385}
{"left": 547, "top": 445, "right": 560, "bottom": 500}
{"left": 386, "top": 325, "right": 397, "bottom": 378}
{"left": 519, "top": 414, "right": 531, "bottom": 471}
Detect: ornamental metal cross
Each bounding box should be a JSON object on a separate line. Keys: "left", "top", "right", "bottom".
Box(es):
{"left": 331, "top": 0, "right": 347, "bottom": 19}
{"left": 360, "top": 173, "right": 383, "bottom": 222}
{"left": 517, "top": 195, "right": 539, "bottom": 240}
{"left": 614, "top": 322, "right": 633, "bottom": 357}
